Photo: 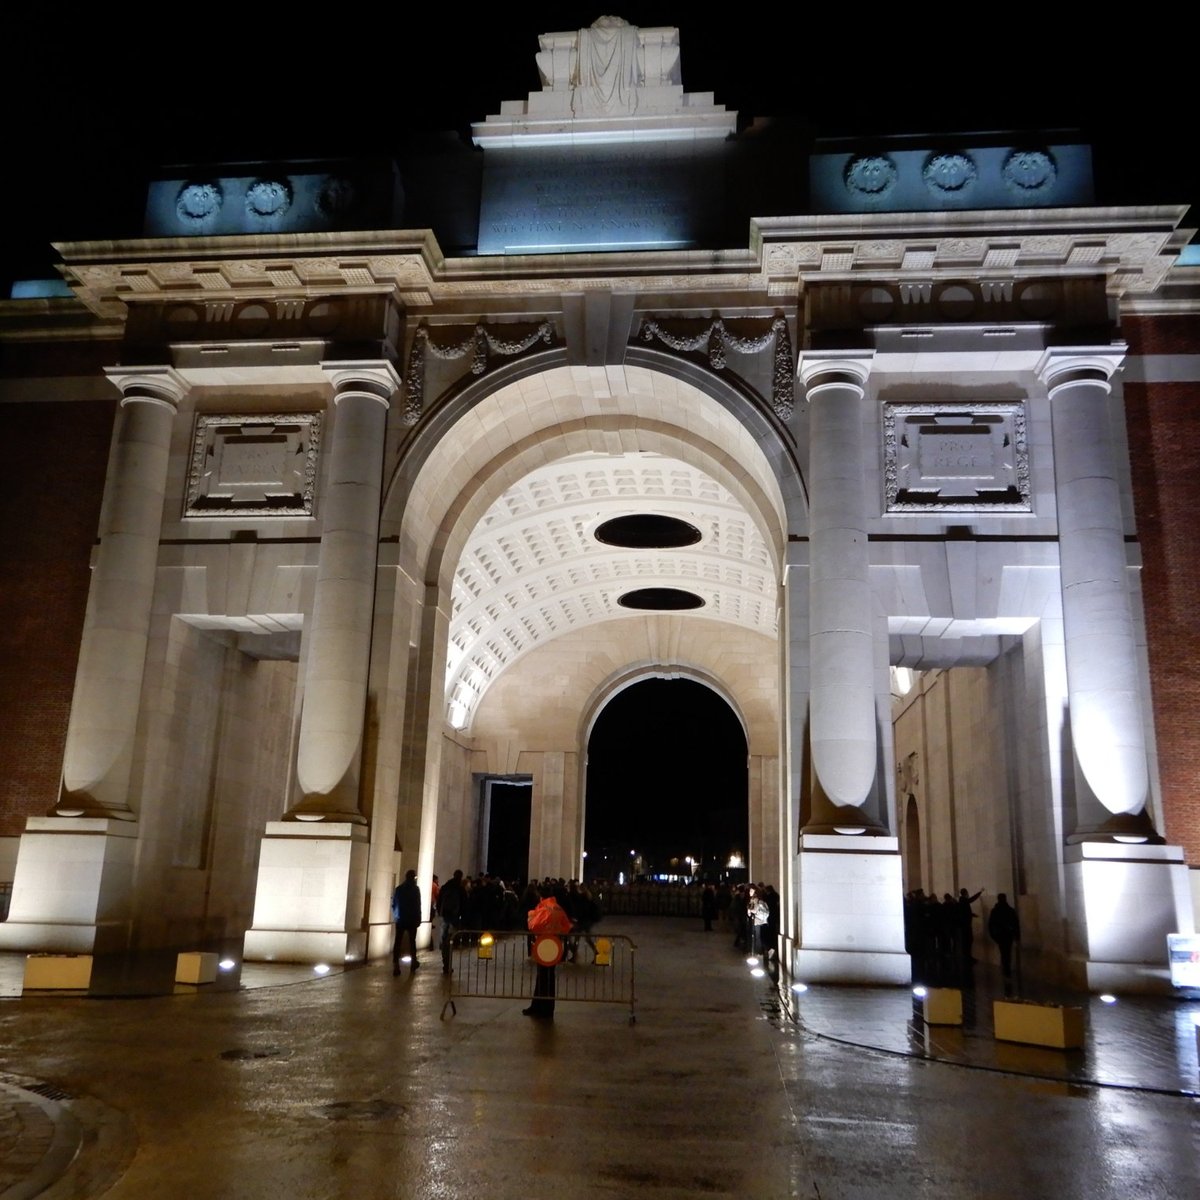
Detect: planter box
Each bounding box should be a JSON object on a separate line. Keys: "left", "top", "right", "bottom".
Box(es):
{"left": 921, "top": 988, "right": 963, "bottom": 1026}
{"left": 23, "top": 953, "right": 93, "bottom": 990}
{"left": 175, "top": 951, "right": 219, "bottom": 984}
{"left": 993, "top": 999, "right": 1084, "bottom": 1049}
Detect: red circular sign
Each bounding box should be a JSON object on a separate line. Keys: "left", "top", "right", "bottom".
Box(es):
{"left": 533, "top": 935, "right": 564, "bottom": 966}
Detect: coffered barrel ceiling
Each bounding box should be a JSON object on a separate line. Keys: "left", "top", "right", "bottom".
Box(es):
{"left": 445, "top": 452, "right": 778, "bottom": 730}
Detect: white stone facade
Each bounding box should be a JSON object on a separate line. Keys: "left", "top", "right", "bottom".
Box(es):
{"left": 0, "top": 22, "right": 1196, "bottom": 994}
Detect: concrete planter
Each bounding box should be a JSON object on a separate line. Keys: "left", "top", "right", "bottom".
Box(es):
{"left": 993, "top": 999, "right": 1084, "bottom": 1049}
{"left": 921, "top": 987, "right": 963, "bottom": 1026}
{"left": 23, "top": 953, "right": 93, "bottom": 990}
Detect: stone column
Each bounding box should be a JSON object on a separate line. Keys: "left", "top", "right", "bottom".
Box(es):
{"left": 244, "top": 362, "right": 397, "bottom": 964}
{"left": 1038, "top": 348, "right": 1152, "bottom": 835}
{"left": 290, "top": 362, "right": 398, "bottom": 822}
{"left": 0, "top": 366, "right": 184, "bottom": 953}
{"left": 1040, "top": 348, "right": 1194, "bottom": 993}
{"left": 799, "top": 352, "right": 885, "bottom": 834}
{"left": 58, "top": 366, "right": 187, "bottom": 817}
{"left": 791, "top": 353, "right": 907, "bottom": 985}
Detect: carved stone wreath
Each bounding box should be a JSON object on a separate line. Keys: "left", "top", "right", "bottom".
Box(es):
{"left": 176, "top": 182, "right": 223, "bottom": 224}
{"left": 246, "top": 178, "right": 293, "bottom": 219}
{"left": 844, "top": 154, "right": 898, "bottom": 197}
{"left": 638, "top": 315, "right": 794, "bottom": 420}
{"left": 1002, "top": 149, "right": 1057, "bottom": 194}
{"left": 922, "top": 152, "right": 977, "bottom": 194}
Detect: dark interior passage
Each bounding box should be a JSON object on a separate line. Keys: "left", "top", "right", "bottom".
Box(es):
{"left": 585, "top": 678, "right": 747, "bottom": 879}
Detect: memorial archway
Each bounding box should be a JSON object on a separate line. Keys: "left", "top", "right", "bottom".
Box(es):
{"left": 377, "top": 361, "right": 792, "bottom": 932}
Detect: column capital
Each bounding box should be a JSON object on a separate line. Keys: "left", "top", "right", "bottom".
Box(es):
{"left": 103, "top": 365, "right": 188, "bottom": 411}
{"left": 321, "top": 360, "right": 400, "bottom": 406}
{"left": 797, "top": 351, "right": 874, "bottom": 400}
{"left": 1036, "top": 345, "right": 1126, "bottom": 398}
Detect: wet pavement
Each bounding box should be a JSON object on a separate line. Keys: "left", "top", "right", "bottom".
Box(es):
{"left": 0, "top": 918, "right": 1197, "bottom": 1199}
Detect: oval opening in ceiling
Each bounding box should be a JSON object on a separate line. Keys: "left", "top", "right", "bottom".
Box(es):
{"left": 618, "top": 588, "right": 704, "bottom": 611}
{"left": 595, "top": 514, "right": 702, "bottom": 549}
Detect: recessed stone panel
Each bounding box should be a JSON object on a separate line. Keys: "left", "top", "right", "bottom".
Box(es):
{"left": 185, "top": 413, "right": 322, "bottom": 518}
{"left": 883, "top": 403, "right": 1030, "bottom": 512}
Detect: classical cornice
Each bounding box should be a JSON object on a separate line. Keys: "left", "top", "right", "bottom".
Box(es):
{"left": 41, "top": 206, "right": 1197, "bottom": 323}
{"left": 754, "top": 205, "right": 1194, "bottom": 298}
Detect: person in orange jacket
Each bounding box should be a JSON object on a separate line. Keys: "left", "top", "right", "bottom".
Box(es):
{"left": 523, "top": 883, "right": 573, "bottom": 1018}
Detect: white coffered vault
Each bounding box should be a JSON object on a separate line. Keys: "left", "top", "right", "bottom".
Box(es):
{"left": 0, "top": 16, "right": 1196, "bottom": 994}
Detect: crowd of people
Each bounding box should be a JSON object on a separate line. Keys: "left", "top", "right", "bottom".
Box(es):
{"left": 394, "top": 872, "right": 1018, "bottom": 993}
{"left": 904, "top": 887, "right": 1021, "bottom": 983}
{"left": 391, "top": 871, "right": 604, "bottom": 978}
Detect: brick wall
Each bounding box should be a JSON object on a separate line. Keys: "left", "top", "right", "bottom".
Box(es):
{"left": 1124, "top": 314, "right": 1200, "bottom": 860}
{"left": 0, "top": 400, "right": 114, "bottom": 836}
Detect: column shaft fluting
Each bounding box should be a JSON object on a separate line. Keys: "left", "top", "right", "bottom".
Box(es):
{"left": 59, "top": 369, "right": 185, "bottom": 816}
{"left": 1041, "top": 349, "right": 1149, "bottom": 820}
{"left": 292, "top": 364, "right": 396, "bottom": 820}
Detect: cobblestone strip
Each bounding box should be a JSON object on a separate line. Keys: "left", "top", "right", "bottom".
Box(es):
{"left": 0, "top": 1073, "right": 135, "bottom": 1200}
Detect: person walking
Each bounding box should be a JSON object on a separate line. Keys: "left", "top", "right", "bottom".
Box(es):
{"left": 391, "top": 869, "right": 423, "bottom": 976}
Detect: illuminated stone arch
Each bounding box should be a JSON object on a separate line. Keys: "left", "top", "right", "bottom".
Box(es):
{"left": 384, "top": 358, "right": 795, "bottom": 884}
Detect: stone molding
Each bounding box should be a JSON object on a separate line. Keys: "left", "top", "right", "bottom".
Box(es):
{"left": 882, "top": 403, "right": 1031, "bottom": 513}
{"left": 184, "top": 412, "right": 322, "bottom": 518}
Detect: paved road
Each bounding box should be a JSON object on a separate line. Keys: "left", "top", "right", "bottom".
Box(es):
{"left": 1, "top": 918, "right": 1197, "bottom": 1199}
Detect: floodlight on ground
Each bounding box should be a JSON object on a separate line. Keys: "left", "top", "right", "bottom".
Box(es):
{"left": 746, "top": 956, "right": 760, "bottom": 966}
{"left": 218, "top": 959, "right": 236, "bottom": 971}
{"left": 1099, "top": 993, "right": 1117, "bottom": 1004}
{"left": 791, "top": 983, "right": 808, "bottom": 994}
{"left": 313, "top": 963, "right": 331, "bottom": 976}
{"left": 751, "top": 967, "right": 766, "bottom": 978}
{"left": 912, "top": 986, "right": 928, "bottom": 998}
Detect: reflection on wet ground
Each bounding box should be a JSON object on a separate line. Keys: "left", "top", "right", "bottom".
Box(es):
{"left": 0, "top": 944, "right": 343, "bottom": 998}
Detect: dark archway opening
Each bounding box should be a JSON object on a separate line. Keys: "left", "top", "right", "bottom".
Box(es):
{"left": 584, "top": 678, "right": 747, "bottom": 883}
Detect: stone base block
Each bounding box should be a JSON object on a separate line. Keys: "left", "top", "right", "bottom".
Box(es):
{"left": 921, "top": 987, "right": 963, "bottom": 1025}
{"left": 792, "top": 946, "right": 912, "bottom": 985}
{"left": 0, "top": 920, "right": 127, "bottom": 955}
{"left": 175, "top": 951, "right": 219, "bottom": 984}
{"left": 243, "top": 928, "right": 367, "bottom": 965}
{"left": 1066, "top": 841, "right": 1193, "bottom": 995}
{"left": 994, "top": 999, "right": 1084, "bottom": 1048}
{"left": 24, "top": 953, "right": 93, "bottom": 990}
{"left": 243, "top": 821, "right": 369, "bottom": 965}
{"left": 793, "top": 835, "right": 909, "bottom": 985}
{"left": 0, "top": 817, "right": 137, "bottom": 955}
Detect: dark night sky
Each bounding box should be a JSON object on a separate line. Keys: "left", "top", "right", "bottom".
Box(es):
{"left": 4, "top": 11, "right": 1196, "bottom": 287}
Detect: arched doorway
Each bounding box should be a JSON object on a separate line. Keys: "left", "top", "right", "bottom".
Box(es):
{"left": 584, "top": 677, "right": 748, "bottom": 883}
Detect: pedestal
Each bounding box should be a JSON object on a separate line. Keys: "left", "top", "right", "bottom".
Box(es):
{"left": 994, "top": 999, "right": 1084, "bottom": 1048}
{"left": 791, "top": 834, "right": 911, "bottom": 984}
{"left": 1065, "top": 841, "right": 1194, "bottom": 994}
{"left": 243, "top": 821, "right": 369, "bottom": 964}
{"left": 0, "top": 817, "right": 137, "bottom": 954}
{"left": 23, "top": 953, "right": 94, "bottom": 990}
{"left": 175, "top": 951, "right": 219, "bottom": 984}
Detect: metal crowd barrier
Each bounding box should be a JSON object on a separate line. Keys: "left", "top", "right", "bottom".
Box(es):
{"left": 439, "top": 930, "right": 637, "bottom": 1024}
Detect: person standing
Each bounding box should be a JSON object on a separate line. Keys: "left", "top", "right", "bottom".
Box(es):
{"left": 523, "top": 883, "right": 573, "bottom": 1018}
{"left": 438, "top": 869, "right": 465, "bottom": 975}
{"left": 987, "top": 893, "right": 1020, "bottom": 979}
{"left": 391, "top": 869, "right": 422, "bottom": 976}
